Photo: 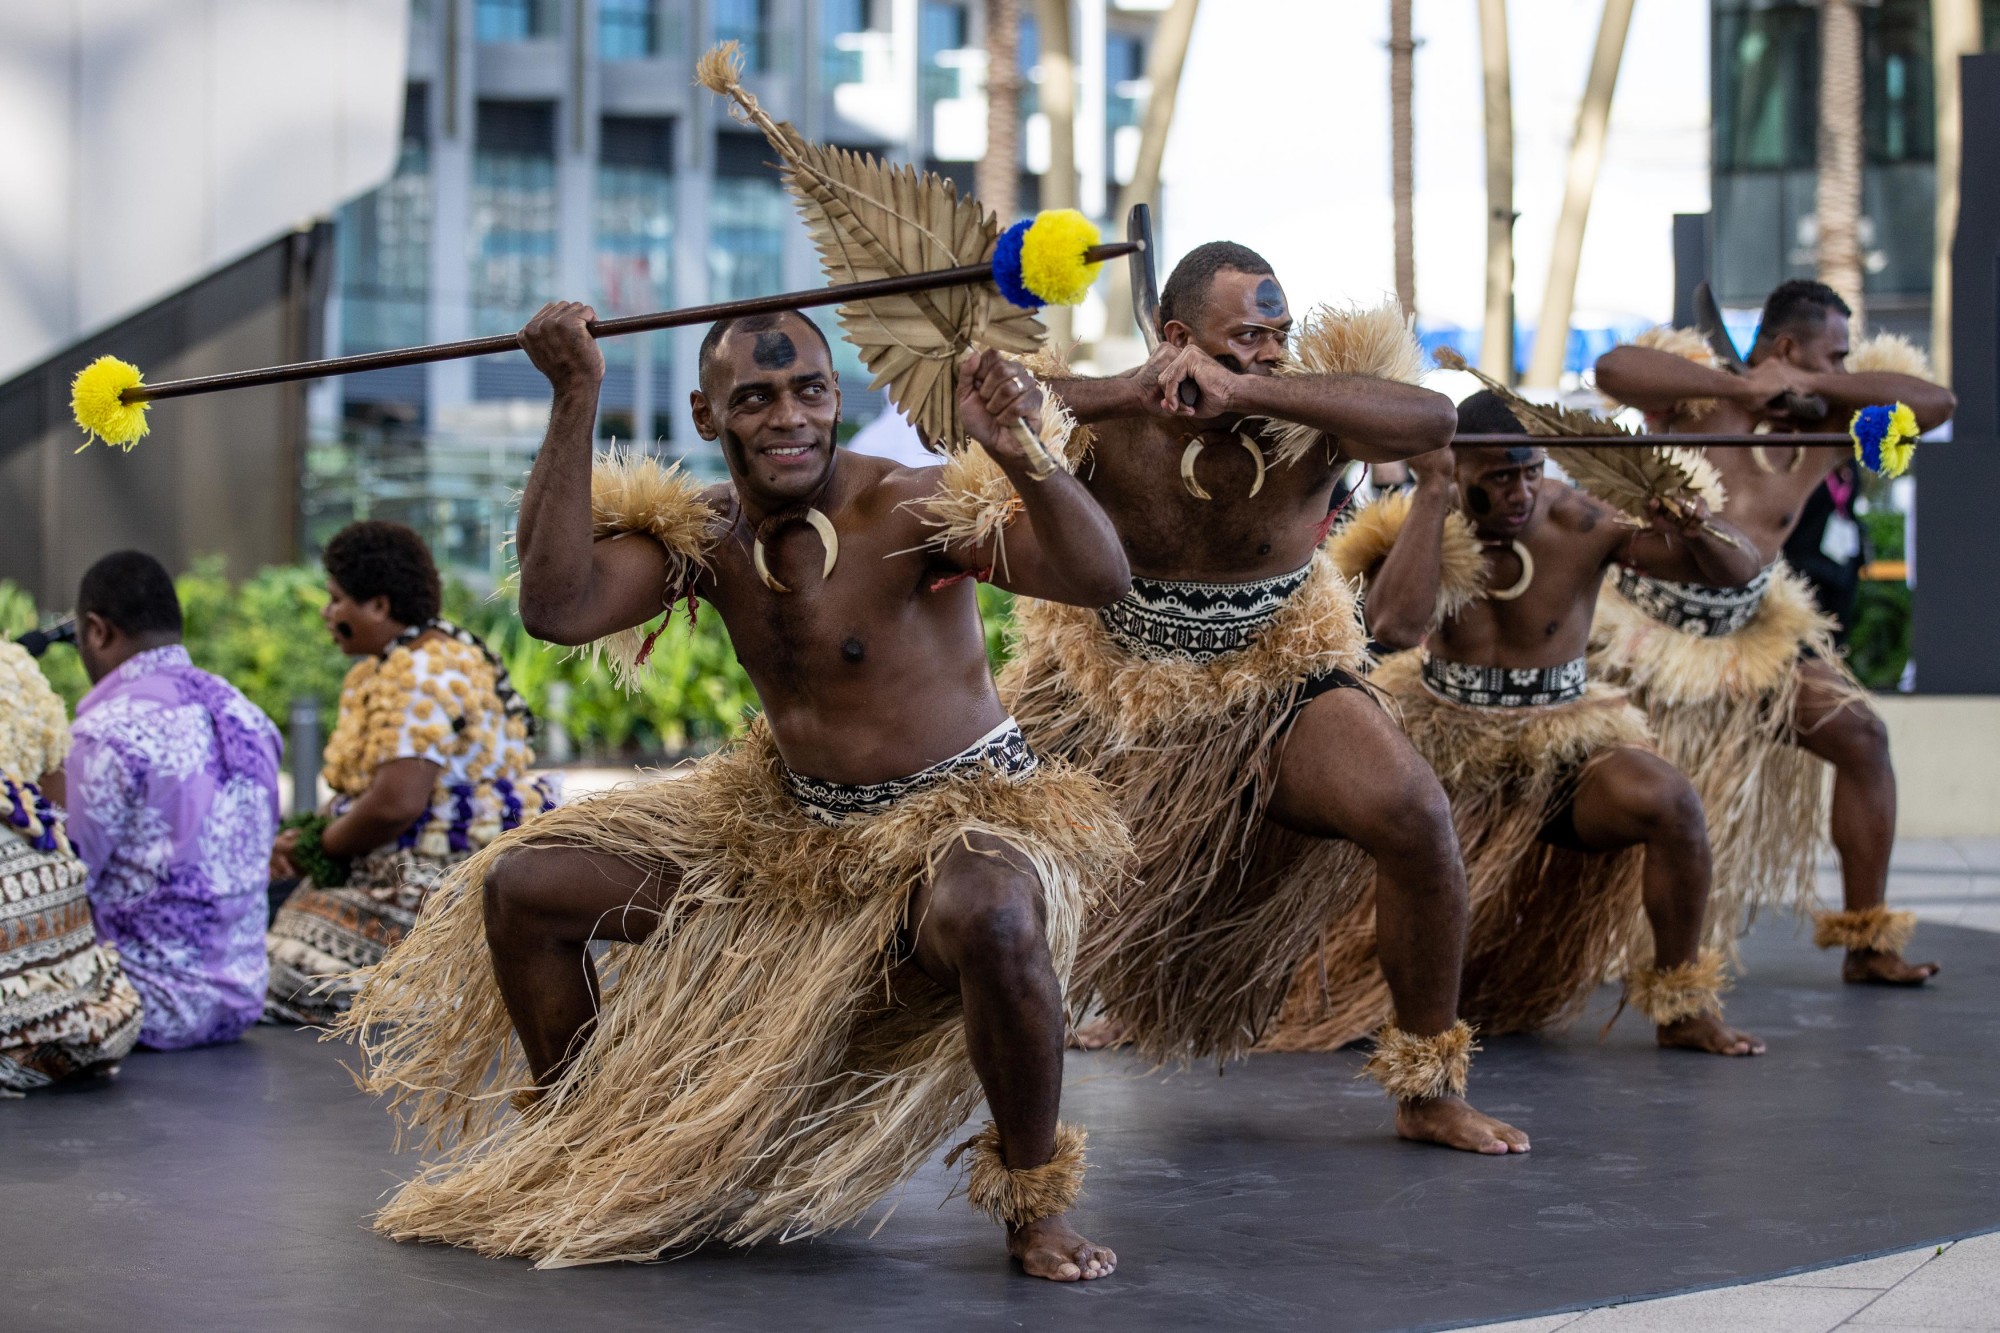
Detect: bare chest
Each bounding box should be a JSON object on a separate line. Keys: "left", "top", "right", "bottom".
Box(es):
{"left": 1085, "top": 421, "right": 1342, "bottom": 579}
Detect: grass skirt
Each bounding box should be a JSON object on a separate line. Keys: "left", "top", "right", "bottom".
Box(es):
{"left": 1000, "top": 551, "right": 1376, "bottom": 1065}
{"left": 334, "top": 721, "right": 1123, "bottom": 1266}
{"left": 1266, "top": 651, "right": 1653, "bottom": 1049}
{"left": 1590, "top": 563, "right": 1854, "bottom": 956}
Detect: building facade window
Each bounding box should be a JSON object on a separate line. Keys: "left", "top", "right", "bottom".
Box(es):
{"left": 715, "top": 0, "right": 771, "bottom": 72}
{"left": 475, "top": 0, "right": 556, "bottom": 43}
{"left": 709, "top": 135, "right": 789, "bottom": 302}
{"left": 920, "top": 1, "right": 968, "bottom": 110}
{"left": 822, "top": 0, "right": 872, "bottom": 86}
{"left": 596, "top": 116, "right": 677, "bottom": 441}
{"left": 338, "top": 85, "right": 432, "bottom": 357}
{"left": 471, "top": 101, "right": 558, "bottom": 380}
{"left": 600, "top": 0, "right": 659, "bottom": 59}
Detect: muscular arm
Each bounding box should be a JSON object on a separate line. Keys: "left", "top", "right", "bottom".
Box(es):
{"left": 943, "top": 351, "right": 1131, "bottom": 606}
{"left": 319, "top": 757, "right": 441, "bottom": 859}
{"left": 513, "top": 302, "right": 676, "bottom": 646}
{"left": 1616, "top": 503, "right": 1766, "bottom": 588}
{"left": 1364, "top": 472, "right": 1456, "bottom": 651}
{"left": 1043, "top": 372, "right": 1148, "bottom": 426}
{"left": 1594, "top": 346, "right": 1747, "bottom": 415}
{"left": 1227, "top": 373, "right": 1457, "bottom": 463}
{"left": 1794, "top": 370, "right": 1956, "bottom": 432}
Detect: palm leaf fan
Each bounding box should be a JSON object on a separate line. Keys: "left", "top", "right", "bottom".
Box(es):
{"left": 1433, "top": 346, "right": 1736, "bottom": 545}
{"left": 696, "top": 42, "right": 1044, "bottom": 451}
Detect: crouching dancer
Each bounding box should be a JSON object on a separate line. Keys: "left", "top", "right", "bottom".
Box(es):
{"left": 1275, "top": 419, "right": 1769, "bottom": 1056}
{"left": 336, "top": 302, "right": 1133, "bottom": 1279}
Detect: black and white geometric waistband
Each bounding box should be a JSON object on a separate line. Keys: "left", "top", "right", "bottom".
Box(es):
{"left": 781, "top": 718, "right": 1039, "bottom": 828}
{"left": 1097, "top": 562, "right": 1313, "bottom": 661}
{"left": 1615, "top": 564, "right": 1774, "bottom": 638}
{"left": 1421, "top": 655, "right": 1589, "bottom": 708}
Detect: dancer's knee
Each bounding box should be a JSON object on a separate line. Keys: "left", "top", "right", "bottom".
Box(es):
{"left": 927, "top": 859, "right": 1047, "bottom": 980}
{"left": 482, "top": 849, "right": 546, "bottom": 943}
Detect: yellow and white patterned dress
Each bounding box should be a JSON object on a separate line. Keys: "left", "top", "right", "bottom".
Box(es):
{"left": 265, "top": 623, "right": 557, "bottom": 1024}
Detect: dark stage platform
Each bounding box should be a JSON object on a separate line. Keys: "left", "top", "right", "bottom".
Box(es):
{"left": 7, "top": 921, "right": 1998, "bottom": 1332}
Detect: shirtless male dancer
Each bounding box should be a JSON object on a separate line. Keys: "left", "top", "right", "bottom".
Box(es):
{"left": 1595, "top": 279, "right": 1954, "bottom": 984}
{"left": 340, "top": 303, "right": 1133, "bottom": 1280}
{"left": 1332, "top": 429, "right": 1769, "bottom": 1055}
{"left": 997, "top": 242, "right": 1528, "bottom": 1154}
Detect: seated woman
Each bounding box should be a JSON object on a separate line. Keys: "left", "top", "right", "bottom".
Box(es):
{"left": 266, "top": 521, "right": 557, "bottom": 1025}
{"left": 0, "top": 641, "right": 144, "bottom": 1092}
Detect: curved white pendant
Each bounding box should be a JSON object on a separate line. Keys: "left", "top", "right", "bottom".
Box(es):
{"left": 752, "top": 507, "right": 840, "bottom": 594}
{"left": 1486, "top": 540, "right": 1535, "bottom": 601}
{"left": 1751, "top": 444, "right": 1804, "bottom": 475}
{"left": 1178, "top": 435, "right": 1267, "bottom": 500}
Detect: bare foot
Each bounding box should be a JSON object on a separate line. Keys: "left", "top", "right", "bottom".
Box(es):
{"left": 1396, "top": 1094, "right": 1530, "bottom": 1155}
{"left": 1657, "top": 1013, "right": 1765, "bottom": 1056}
{"left": 1008, "top": 1213, "right": 1116, "bottom": 1282}
{"left": 1068, "top": 1017, "right": 1130, "bottom": 1051}
{"left": 1843, "top": 948, "right": 1939, "bottom": 986}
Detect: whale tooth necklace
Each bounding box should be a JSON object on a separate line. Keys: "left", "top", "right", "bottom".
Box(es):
{"left": 743, "top": 463, "right": 840, "bottom": 594}
{"left": 1482, "top": 538, "right": 1535, "bottom": 601}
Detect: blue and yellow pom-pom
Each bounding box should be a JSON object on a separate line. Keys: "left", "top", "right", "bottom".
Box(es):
{"left": 1850, "top": 401, "right": 1918, "bottom": 478}
{"left": 71, "top": 356, "right": 151, "bottom": 450}
{"left": 990, "top": 208, "right": 1103, "bottom": 309}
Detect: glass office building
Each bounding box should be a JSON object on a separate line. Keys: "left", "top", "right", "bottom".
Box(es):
{"left": 308, "top": 0, "right": 1161, "bottom": 583}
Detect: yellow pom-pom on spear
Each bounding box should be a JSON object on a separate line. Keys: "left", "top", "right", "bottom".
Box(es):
{"left": 71, "top": 356, "right": 152, "bottom": 451}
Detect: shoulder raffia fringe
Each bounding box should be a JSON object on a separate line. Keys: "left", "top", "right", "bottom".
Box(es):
{"left": 587, "top": 453, "right": 726, "bottom": 687}
{"left": 1267, "top": 302, "right": 1427, "bottom": 466}
{"left": 1330, "top": 491, "right": 1486, "bottom": 633}
{"left": 1360, "top": 1021, "right": 1477, "bottom": 1102}
{"left": 1812, "top": 905, "right": 1917, "bottom": 954}
{"left": 1847, "top": 331, "right": 1934, "bottom": 380}
{"left": 914, "top": 390, "right": 1091, "bottom": 570}
{"left": 1263, "top": 650, "right": 1654, "bottom": 1051}
{"left": 1623, "top": 950, "right": 1729, "bottom": 1025}
{"left": 945, "top": 1121, "right": 1087, "bottom": 1227}
{"left": 1591, "top": 563, "right": 1852, "bottom": 958}
{"left": 1001, "top": 551, "right": 1377, "bottom": 1066}
{"left": 330, "top": 720, "right": 1127, "bottom": 1267}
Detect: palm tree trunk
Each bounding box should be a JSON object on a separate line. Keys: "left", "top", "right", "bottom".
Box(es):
{"left": 1389, "top": 0, "right": 1417, "bottom": 316}
{"left": 1523, "top": 0, "right": 1635, "bottom": 388}
{"left": 1931, "top": 0, "right": 1982, "bottom": 382}
{"left": 977, "top": 0, "right": 1022, "bottom": 218}
{"left": 1478, "top": 0, "right": 1514, "bottom": 384}
{"left": 1034, "top": 0, "right": 1077, "bottom": 349}
{"left": 1816, "top": 0, "right": 1867, "bottom": 330}
{"left": 1096, "top": 0, "right": 1201, "bottom": 356}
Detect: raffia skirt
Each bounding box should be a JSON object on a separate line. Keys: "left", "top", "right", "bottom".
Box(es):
{"left": 332, "top": 721, "right": 1125, "bottom": 1267}
{"left": 1590, "top": 563, "right": 1856, "bottom": 957}
{"left": 1264, "top": 651, "right": 1654, "bottom": 1050}
{"left": 999, "top": 551, "right": 1378, "bottom": 1066}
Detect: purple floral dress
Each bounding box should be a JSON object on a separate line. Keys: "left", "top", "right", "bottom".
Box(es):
{"left": 68, "top": 645, "right": 283, "bottom": 1049}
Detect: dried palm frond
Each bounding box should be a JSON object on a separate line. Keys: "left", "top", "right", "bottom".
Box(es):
{"left": 1435, "top": 347, "right": 1738, "bottom": 546}
{"left": 696, "top": 43, "right": 1043, "bottom": 451}
{"left": 1264, "top": 301, "right": 1426, "bottom": 466}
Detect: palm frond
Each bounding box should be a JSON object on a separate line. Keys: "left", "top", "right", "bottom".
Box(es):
{"left": 697, "top": 43, "right": 1043, "bottom": 450}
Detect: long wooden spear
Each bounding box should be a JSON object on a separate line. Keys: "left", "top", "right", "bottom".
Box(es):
{"left": 69, "top": 231, "right": 1141, "bottom": 451}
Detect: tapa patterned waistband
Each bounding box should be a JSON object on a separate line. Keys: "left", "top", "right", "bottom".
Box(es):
{"left": 1097, "top": 563, "right": 1313, "bottom": 661}
{"left": 1615, "top": 563, "right": 1773, "bottom": 637}
{"left": 1422, "top": 655, "right": 1589, "bottom": 708}
{"left": 781, "top": 718, "right": 1040, "bottom": 828}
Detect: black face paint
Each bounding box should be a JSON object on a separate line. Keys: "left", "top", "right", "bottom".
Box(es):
{"left": 1504, "top": 446, "right": 1535, "bottom": 464}
{"left": 1215, "top": 353, "right": 1246, "bottom": 374}
{"left": 334, "top": 621, "right": 354, "bottom": 641}
{"left": 1253, "top": 278, "right": 1286, "bottom": 319}
{"left": 1466, "top": 485, "right": 1493, "bottom": 515}
{"left": 752, "top": 331, "right": 797, "bottom": 369}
